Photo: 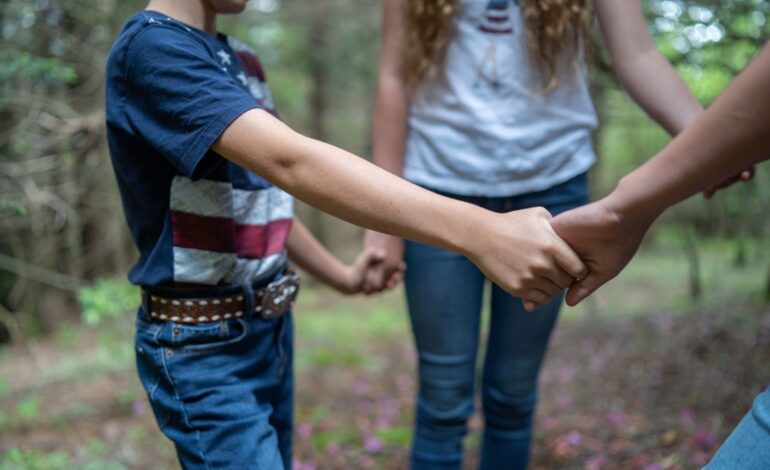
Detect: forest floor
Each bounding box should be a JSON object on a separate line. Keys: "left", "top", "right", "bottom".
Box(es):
{"left": 1, "top": 240, "right": 769, "bottom": 470}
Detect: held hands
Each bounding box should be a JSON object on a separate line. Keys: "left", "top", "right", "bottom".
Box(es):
{"left": 548, "top": 197, "right": 655, "bottom": 307}
{"left": 337, "top": 245, "right": 404, "bottom": 295}
{"left": 362, "top": 230, "right": 406, "bottom": 295}
{"left": 466, "top": 207, "right": 588, "bottom": 311}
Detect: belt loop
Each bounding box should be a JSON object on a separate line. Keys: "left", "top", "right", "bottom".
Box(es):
{"left": 241, "top": 283, "right": 255, "bottom": 318}
{"left": 140, "top": 288, "right": 151, "bottom": 314}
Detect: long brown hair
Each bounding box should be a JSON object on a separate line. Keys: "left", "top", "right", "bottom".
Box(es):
{"left": 405, "top": 0, "right": 592, "bottom": 92}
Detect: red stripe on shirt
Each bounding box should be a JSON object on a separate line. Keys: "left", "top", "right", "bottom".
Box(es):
{"left": 480, "top": 25, "right": 513, "bottom": 34}
{"left": 235, "top": 51, "right": 267, "bottom": 82}
{"left": 235, "top": 218, "right": 293, "bottom": 259}
{"left": 171, "top": 211, "right": 237, "bottom": 253}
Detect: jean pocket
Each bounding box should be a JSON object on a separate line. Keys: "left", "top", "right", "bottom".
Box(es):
{"left": 165, "top": 318, "right": 251, "bottom": 353}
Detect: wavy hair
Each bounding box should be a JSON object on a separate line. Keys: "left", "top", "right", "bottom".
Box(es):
{"left": 404, "top": 0, "right": 592, "bottom": 92}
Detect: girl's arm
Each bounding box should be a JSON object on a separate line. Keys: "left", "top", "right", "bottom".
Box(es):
{"left": 212, "top": 108, "right": 587, "bottom": 307}
{"left": 287, "top": 217, "right": 388, "bottom": 295}
{"left": 550, "top": 43, "right": 770, "bottom": 306}
{"left": 595, "top": 0, "right": 754, "bottom": 195}
{"left": 595, "top": 0, "right": 702, "bottom": 134}
{"left": 362, "top": 0, "right": 411, "bottom": 293}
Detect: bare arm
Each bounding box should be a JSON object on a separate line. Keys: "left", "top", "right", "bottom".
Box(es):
{"left": 371, "top": 0, "right": 410, "bottom": 176}
{"left": 212, "top": 109, "right": 587, "bottom": 305}
{"left": 595, "top": 0, "right": 703, "bottom": 134}
{"left": 286, "top": 217, "right": 388, "bottom": 295}
{"left": 551, "top": 44, "right": 770, "bottom": 305}
{"left": 362, "top": 0, "right": 412, "bottom": 292}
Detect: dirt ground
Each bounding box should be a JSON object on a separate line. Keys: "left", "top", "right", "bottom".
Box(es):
{"left": 1, "top": 297, "right": 768, "bottom": 469}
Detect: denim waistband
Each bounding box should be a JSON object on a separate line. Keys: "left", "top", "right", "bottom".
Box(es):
{"left": 423, "top": 172, "right": 589, "bottom": 214}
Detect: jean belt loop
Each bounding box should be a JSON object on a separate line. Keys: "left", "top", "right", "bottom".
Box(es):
{"left": 140, "top": 288, "right": 151, "bottom": 315}
{"left": 241, "top": 283, "right": 256, "bottom": 319}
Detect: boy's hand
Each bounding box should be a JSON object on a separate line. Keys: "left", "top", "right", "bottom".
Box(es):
{"left": 464, "top": 207, "right": 588, "bottom": 311}
{"left": 362, "top": 230, "right": 406, "bottom": 295}
{"left": 703, "top": 166, "right": 756, "bottom": 199}
{"left": 339, "top": 246, "right": 403, "bottom": 295}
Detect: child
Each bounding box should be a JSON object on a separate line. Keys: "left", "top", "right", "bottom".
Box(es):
{"left": 105, "top": 0, "right": 586, "bottom": 467}
{"left": 362, "top": 0, "right": 713, "bottom": 468}
{"left": 551, "top": 43, "right": 770, "bottom": 469}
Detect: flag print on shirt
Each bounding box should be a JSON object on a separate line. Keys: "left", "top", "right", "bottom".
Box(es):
{"left": 169, "top": 37, "right": 292, "bottom": 285}
{"left": 170, "top": 178, "right": 293, "bottom": 285}
{"left": 227, "top": 37, "right": 276, "bottom": 113}
{"left": 478, "top": 0, "right": 516, "bottom": 35}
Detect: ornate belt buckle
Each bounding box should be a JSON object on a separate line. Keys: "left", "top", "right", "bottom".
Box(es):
{"left": 258, "top": 273, "right": 300, "bottom": 319}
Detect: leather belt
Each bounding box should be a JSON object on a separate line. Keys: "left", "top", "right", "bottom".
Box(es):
{"left": 143, "top": 272, "right": 300, "bottom": 323}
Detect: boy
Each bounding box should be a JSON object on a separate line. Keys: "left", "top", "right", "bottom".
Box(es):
{"left": 106, "top": 0, "right": 586, "bottom": 467}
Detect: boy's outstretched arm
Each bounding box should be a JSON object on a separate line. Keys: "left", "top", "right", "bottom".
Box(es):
{"left": 286, "top": 216, "right": 393, "bottom": 295}
{"left": 212, "top": 109, "right": 587, "bottom": 307}
{"left": 549, "top": 43, "right": 770, "bottom": 307}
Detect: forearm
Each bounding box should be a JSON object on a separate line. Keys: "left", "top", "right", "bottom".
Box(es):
{"left": 286, "top": 217, "right": 350, "bottom": 292}
{"left": 608, "top": 44, "right": 770, "bottom": 219}
{"left": 371, "top": 0, "right": 410, "bottom": 176}
{"left": 371, "top": 75, "right": 409, "bottom": 175}
{"left": 597, "top": 0, "right": 702, "bottom": 135}
{"left": 213, "top": 109, "right": 480, "bottom": 257}
{"left": 615, "top": 49, "right": 703, "bottom": 135}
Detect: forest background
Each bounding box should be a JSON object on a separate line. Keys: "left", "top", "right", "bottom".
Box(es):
{"left": 1, "top": 1, "right": 769, "bottom": 468}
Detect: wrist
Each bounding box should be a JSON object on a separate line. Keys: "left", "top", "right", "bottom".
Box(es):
{"left": 332, "top": 265, "right": 357, "bottom": 294}
{"left": 607, "top": 176, "right": 664, "bottom": 227}
{"left": 449, "top": 204, "right": 493, "bottom": 259}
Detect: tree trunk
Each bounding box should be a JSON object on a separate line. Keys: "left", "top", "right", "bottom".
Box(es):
{"left": 682, "top": 230, "right": 702, "bottom": 300}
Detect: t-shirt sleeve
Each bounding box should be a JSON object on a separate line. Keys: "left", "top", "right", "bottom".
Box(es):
{"left": 122, "top": 24, "right": 258, "bottom": 179}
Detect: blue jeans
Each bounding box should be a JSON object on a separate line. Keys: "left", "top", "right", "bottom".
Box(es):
{"left": 405, "top": 174, "right": 589, "bottom": 470}
{"left": 135, "top": 272, "right": 294, "bottom": 469}
{"left": 705, "top": 387, "right": 770, "bottom": 469}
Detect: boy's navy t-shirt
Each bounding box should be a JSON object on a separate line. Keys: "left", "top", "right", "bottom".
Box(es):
{"left": 105, "top": 11, "right": 293, "bottom": 287}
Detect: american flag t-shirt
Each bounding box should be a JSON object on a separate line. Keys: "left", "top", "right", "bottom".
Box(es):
{"left": 167, "top": 37, "right": 293, "bottom": 285}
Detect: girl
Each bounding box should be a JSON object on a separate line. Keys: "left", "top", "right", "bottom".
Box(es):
{"left": 364, "top": 0, "right": 710, "bottom": 468}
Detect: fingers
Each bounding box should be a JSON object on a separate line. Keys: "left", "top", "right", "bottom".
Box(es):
{"left": 565, "top": 273, "right": 602, "bottom": 306}
{"left": 385, "top": 261, "right": 406, "bottom": 289}
{"left": 529, "top": 276, "right": 565, "bottom": 298}
{"left": 549, "top": 236, "right": 588, "bottom": 280}
{"left": 362, "top": 256, "right": 406, "bottom": 295}
{"left": 544, "top": 265, "right": 576, "bottom": 290}
{"left": 703, "top": 166, "right": 757, "bottom": 199}
{"left": 362, "top": 262, "right": 386, "bottom": 295}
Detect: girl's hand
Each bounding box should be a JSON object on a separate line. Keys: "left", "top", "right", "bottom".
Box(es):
{"left": 361, "top": 231, "right": 406, "bottom": 294}
{"left": 703, "top": 166, "right": 756, "bottom": 199}
{"left": 465, "top": 207, "right": 588, "bottom": 311}
{"left": 338, "top": 246, "right": 400, "bottom": 295}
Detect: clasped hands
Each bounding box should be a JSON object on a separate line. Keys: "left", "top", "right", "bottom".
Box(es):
{"left": 359, "top": 168, "right": 754, "bottom": 308}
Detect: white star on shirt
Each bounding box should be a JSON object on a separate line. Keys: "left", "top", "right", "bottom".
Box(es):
{"left": 217, "top": 50, "right": 232, "bottom": 66}
{"left": 236, "top": 72, "right": 248, "bottom": 86}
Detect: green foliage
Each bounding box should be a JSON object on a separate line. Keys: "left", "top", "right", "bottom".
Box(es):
{"left": 374, "top": 426, "right": 412, "bottom": 446}
{"left": 0, "top": 378, "right": 9, "bottom": 399}
{"left": 0, "top": 52, "right": 77, "bottom": 86}
{"left": 14, "top": 396, "right": 40, "bottom": 422}
{"left": 0, "top": 448, "right": 71, "bottom": 470}
{"left": 77, "top": 279, "right": 138, "bottom": 326}
{"left": 0, "top": 201, "right": 27, "bottom": 217}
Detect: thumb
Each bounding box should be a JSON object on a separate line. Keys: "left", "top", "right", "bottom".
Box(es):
{"left": 565, "top": 274, "right": 601, "bottom": 306}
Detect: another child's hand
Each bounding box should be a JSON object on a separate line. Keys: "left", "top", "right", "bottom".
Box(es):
{"left": 341, "top": 247, "right": 404, "bottom": 295}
